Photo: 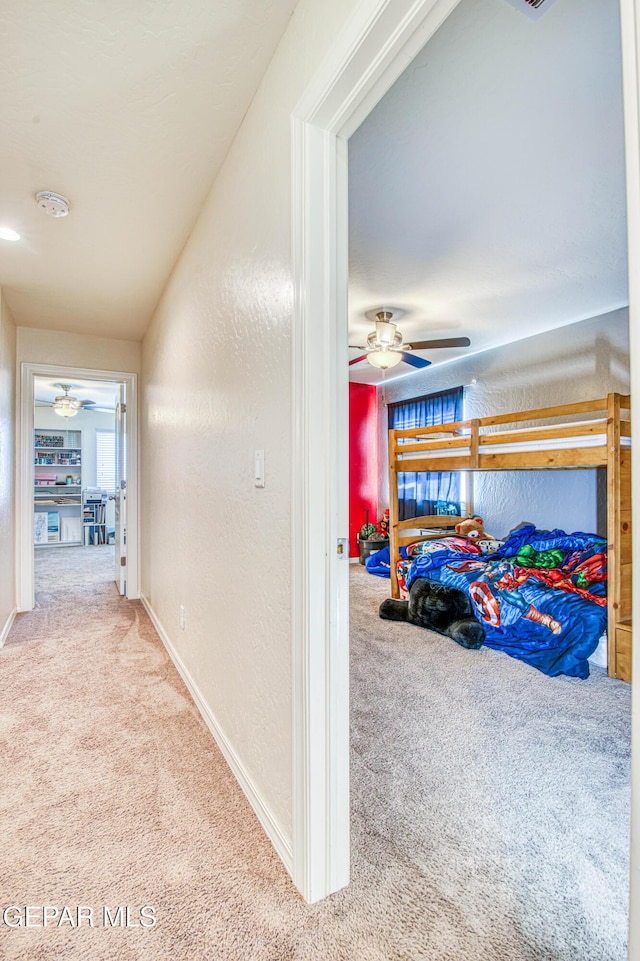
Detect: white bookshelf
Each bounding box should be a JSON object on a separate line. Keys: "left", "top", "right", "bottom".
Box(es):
{"left": 82, "top": 489, "right": 107, "bottom": 545}
{"left": 33, "top": 428, "right": 83, "bottom": 546}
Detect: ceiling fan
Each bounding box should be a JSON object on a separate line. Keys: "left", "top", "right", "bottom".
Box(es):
{"left": 349, "top": 310, "right": 470, "bottom": 370}
{"left": 36, "top": 384, "right": 98, "bottom": 418}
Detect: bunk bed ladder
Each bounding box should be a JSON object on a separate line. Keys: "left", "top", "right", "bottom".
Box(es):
{"left": 607, "top": 392, "right": 632, "bottom": 681}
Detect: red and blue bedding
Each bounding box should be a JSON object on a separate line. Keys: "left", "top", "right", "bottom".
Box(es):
{"left": 368, "top": 525, "right": 608, "bottom": 678}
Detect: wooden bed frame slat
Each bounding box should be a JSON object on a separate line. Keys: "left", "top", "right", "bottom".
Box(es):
{"left": 396, "top": 448, "right": 610, "bottom": 472}
{"left": 620, "top": 563, "right": 633, "bottom": 618}
{"left": 478, "top": 396, "right": 613, "bottom": 426}
{"left": 395, "top": 420, "right": 625, "bottom": 450}
{"left": 397, "top": 455, "right": 474, "bottom": 472}
{"left": 397, "top": 531, "right": 459, "bottom": 548}
{"left": 621, "top": 510, "right": 633, "bottom": 565}
{"left": 480, "top": 421, "right": 610, "bottom": 444}
{"left": 479, "top": 447, "right": 608, "bottom": 469}
{"left": 397, "top": 514, "right": 462, "bottom": 530}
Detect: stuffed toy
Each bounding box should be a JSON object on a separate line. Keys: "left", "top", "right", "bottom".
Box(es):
{"left": 455, "top": 516, "right": 496, "bottom": 542}
{"left": 379, "top": 578, "right": 485, "bottom": 650}
{"left": 378, "top": 509, "right": 390, "bottom": 538}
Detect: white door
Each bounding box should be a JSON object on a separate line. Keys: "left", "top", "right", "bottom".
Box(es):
{"left": 114, "top": 384, "right": 127, "bottom": 595}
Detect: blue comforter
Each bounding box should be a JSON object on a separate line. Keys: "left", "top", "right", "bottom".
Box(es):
{"left": 386, "top": 526, "right": 608, "bottom": 678}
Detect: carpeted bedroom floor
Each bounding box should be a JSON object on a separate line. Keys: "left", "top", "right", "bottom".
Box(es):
{"left": 0, "top": 548, "right": 631, "bottom": 960}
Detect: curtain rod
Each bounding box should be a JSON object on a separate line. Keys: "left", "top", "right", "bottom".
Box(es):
{"left": 382, "top": 382, "right": 475, "bottom": 407}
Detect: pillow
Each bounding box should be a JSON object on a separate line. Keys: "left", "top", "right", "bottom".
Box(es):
{"left": 476, "top": 538, "right": 503, "bottom": 554}
{"left": 407, "top": 536, "right": 477, "bottom": 558}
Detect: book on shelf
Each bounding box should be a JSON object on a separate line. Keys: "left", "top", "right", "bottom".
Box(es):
{"left": 81, "top": 488, "right": 108, "bottom": 545}
{"left": 84, "top": 524, "right": 105, "bottom": 546}
{"left": 47, "top": 511, "right": 60, "bottom": 543}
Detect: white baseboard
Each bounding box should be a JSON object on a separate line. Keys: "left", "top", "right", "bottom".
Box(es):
{"left": 0, "top": 608, "right": 17, "bottom": 648}
{"left": 139, "top": 594, "right": 293, "bottom": 876}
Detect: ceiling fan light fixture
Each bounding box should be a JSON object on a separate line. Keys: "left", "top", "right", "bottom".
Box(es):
{"left": 349, "top": 307, "right": 471, "bottom": 372}
{"left": 367, "top": 349, "right": 402, "bottom": 370}
{"left": 53, "top": 398, "right": 79, "bottom": 417}
{"left": 52, "top": 384, "right": 81, "bottom": 417}
{"left": 375, "top": 319, "right": 398, "bottom": 347}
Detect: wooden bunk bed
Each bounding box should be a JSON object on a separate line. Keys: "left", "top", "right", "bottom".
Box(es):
{"left": 388, "top": 393, "right": 632, "bottom": 681}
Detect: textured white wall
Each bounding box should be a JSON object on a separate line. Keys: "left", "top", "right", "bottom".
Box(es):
{"left": 17, "top": 327, "right": 140, "bottom": 373}
{"left": 0, "top": 291, "right": 16, "bottom": 634}
{"left": 141, "top": 0, "right": 366, "bottom": 846}
{"left": 378, "top": 308, "right": 630, "bottom": 539}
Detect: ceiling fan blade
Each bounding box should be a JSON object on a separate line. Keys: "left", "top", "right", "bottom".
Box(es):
{"left": 79, "top": 400, "right": 96, "bottom": 407}
{"left": 400, "top": 352, "right": 431, "bottom": 369}
{"left": 406, "top": 337, "right": 471, "bottom": 350}
{"left": 349, "top": 354, "right": 369, "bottom": 366}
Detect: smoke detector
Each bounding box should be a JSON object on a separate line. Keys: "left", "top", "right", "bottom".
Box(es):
{"left": 35, "top": 191, "right": 70, "bottom": 218}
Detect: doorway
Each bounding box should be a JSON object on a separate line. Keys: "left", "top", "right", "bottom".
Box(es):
{"left": 344, "top": 0, "right": 630, "bottom": 954}
{"left": 17, "top": 363, "right": 139, "bottom": 611}
{"left": 291, "top": 0, "right": 640, "bottom": 945}
{"left": 32, "top": 375, "right": 127, "bottom": 598}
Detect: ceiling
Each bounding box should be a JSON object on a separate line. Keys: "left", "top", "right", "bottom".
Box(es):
{"left": 0, "top": 0, "right": 629, "bottom": 370}
{"left": 34, "top": 377, "right": 120, "bottom": 412}
{"left": 0, "top": 0, "right": 297, "bottom": 340}
{"left": 348, "top": 0, "right": 628, "bottom": 384}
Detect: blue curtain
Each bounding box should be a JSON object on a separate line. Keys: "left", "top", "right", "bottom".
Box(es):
{"left": 388, "top": 386, "right": 463, "bottom": 521}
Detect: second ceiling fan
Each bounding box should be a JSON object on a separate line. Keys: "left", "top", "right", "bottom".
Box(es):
{"left": 349, "top": 310, "right": 470, "bottom": 370}
{"left": 36, "top": 384, "right": 98, "bottom": 418}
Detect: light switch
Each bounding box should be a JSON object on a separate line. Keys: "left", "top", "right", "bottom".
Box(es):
{"left": 254, "top": 449, "right": 265, "bottom": 488}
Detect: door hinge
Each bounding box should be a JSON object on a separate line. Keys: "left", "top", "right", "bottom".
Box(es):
{"left": 120, "top": 556, "right": 126, "bottom": 567}
{"left": 337, "top": 537, "right": 348, "bottom": 557}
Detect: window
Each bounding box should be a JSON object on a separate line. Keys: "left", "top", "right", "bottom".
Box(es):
{"left": 96, "top": 430, "right": 116, "bottom": 493}
{"left": 387, "top": 386, "right": 464, "bottom": 520}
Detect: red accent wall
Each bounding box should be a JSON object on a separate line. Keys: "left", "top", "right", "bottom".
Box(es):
{"left": 349, "top": 383, "right": 379, "bottom": 557}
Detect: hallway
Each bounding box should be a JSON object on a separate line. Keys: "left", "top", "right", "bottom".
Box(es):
{"left": 1, "top": 547, "right": 313, "bottom": 960}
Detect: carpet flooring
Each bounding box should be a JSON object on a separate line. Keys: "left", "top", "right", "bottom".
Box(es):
{"left": 0, "top": 550, "right": 631, "bottom": 960}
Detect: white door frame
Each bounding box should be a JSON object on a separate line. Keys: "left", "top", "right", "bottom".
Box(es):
{"left": 619, "top": 1, "right": 640, "bottom": 955}
{"left": 16, "top": 363, "right": 139, "bottom": 610}
{"left": 291, "top": 0, "right": 640, "bottom": 942}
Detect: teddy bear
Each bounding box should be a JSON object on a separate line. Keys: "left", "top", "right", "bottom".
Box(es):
{"left": 455, "top": 516, "right": 496, "bottom": 541}
{"left": 455, "top": 516, "right": 503, "bottom": 555}
{"left": 379, "top": 578, "right": 485, "bottom": 650}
